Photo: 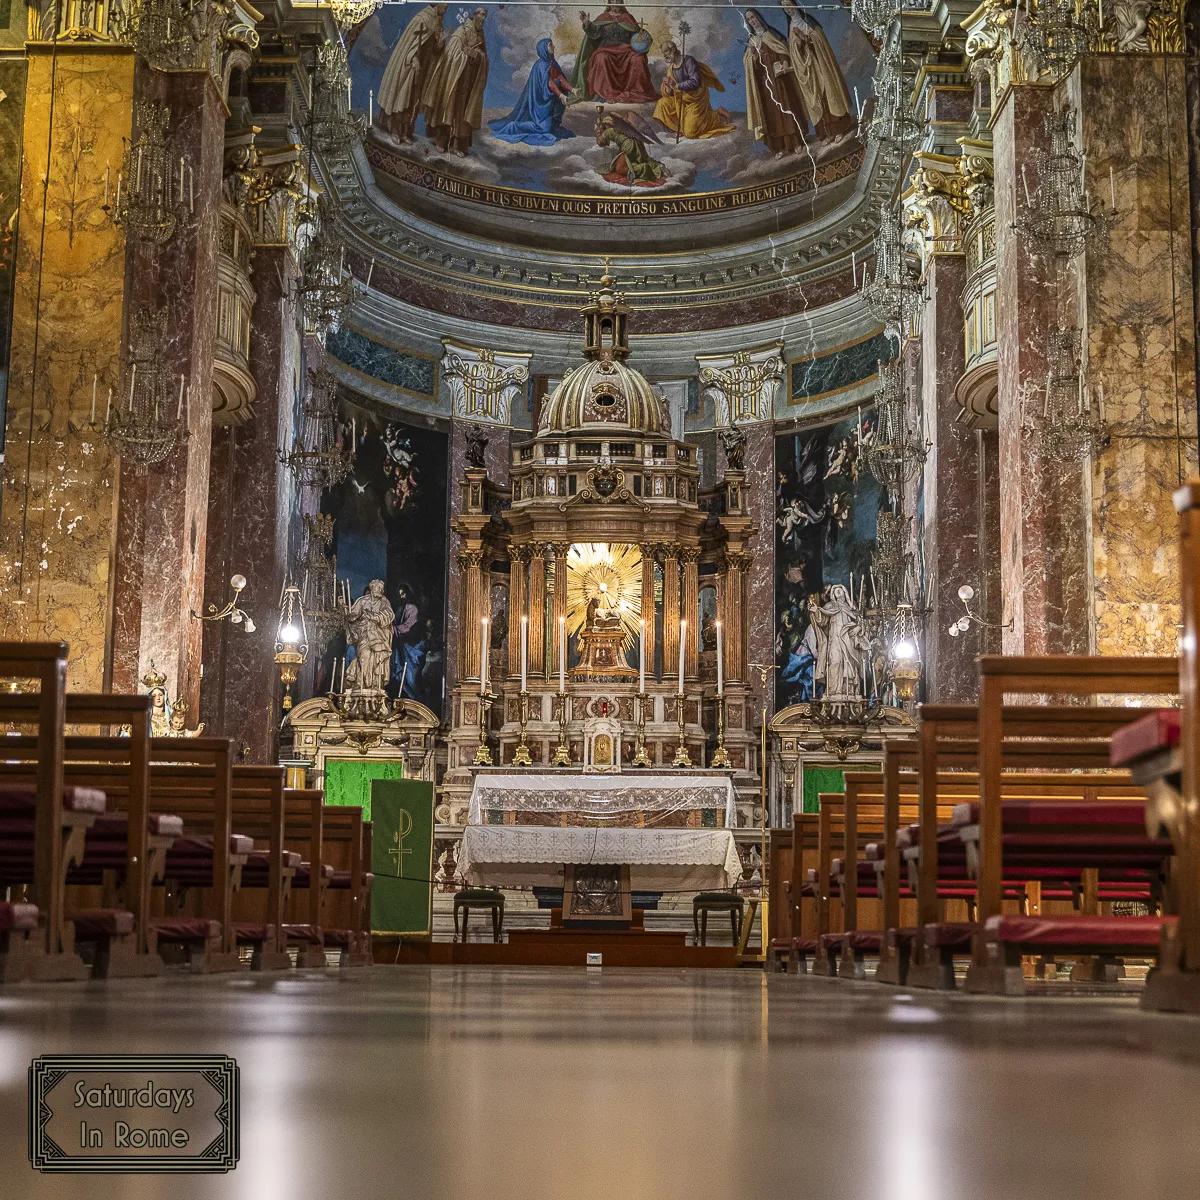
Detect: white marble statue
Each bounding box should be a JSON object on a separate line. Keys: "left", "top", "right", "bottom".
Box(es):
{"left": 346, "top": 579, "right": 396, "bottom": 693}
{"left": 808, "top": 583, "right": 871, "bottom": 705}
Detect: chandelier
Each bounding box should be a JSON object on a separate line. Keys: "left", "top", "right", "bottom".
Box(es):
{"left": 865, "top": 42, "right": 924, "bottom": 155}
{"left": 311, "top": 40, "right": 365, "bottom": 157}
{"left": 1017, "top": 107, "right": 1110, "bottom": 258}
{"left": 860, "top": 204, "right": 925, "bottom": 330}
{"left": 280, "top": 366, "right": 354, "bottom": 491}
{"left": 1015, "top": 0, "right": 1096, "bottom": 79}
{"left": 861, "top": 357, "right": 927, "bottom": 496}
{"left": 296, "top": 209, "right": 358, "bottom": 337}
{"left": 104, "top": 307, "right": 189, "bottom": 470}
{"left": 298, "top": 512, "right": 346, "bottom": 653}
{"left": 1023, "top": 326, "right": 1104, "bottom": 463}
{"left": 131, "top": 0, "right": 221, "bottom": 70}
{"left": 851, "top": 0, "right": 894, "bottom": 37}
{"left": 869, "top": 509, "right": 914, "bottom": 618}
{"left": 329, "top": 0, "right": 382, "bottom": 30}
{"left": 106, "top": 102, "right": 190, "bottom": 245}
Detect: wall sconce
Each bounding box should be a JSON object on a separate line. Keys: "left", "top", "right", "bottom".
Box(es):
{"left": 192, "top": 574, "right": 256, "bottom": 631}
{"left": 275, "top": 582, "right": 308, "bottom": 711}
{"left": 947, "top": 584, "right": 1013, "bottom": 638}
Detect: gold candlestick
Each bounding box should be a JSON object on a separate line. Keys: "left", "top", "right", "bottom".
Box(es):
{"left": 672, "top": 690, "right": 692, "bottom": 768}
{"left": 711, "top": 692, "right": 732, "bottom": 768}
{"left": 473, "top": 689, "right": 495, "bottom": 765}
{"left": 513, "top": 689, "right": 533, "bottom": 766}
{"left": 552, "top": 690, "right": 571, "bottom": 766}
{"left": 632, "top": 690, "right": 652, "bottom": 767}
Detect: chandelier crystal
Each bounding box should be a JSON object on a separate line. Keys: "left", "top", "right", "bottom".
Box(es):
{"left": 1023, "top": 326, "right": 1104, "bottom": 463}
{"left": 107, "top": 102, "right": 191, "bottom": 245}
{"left": 104, "top": 307, "right": 189, "bottom": 470}
{"left": 860, "top": 204, "right": 925, "bottom": 332}
{"left": 851, "top": 0, "right": 894, "bottom": 37}
{"left": 865, "top": 42, "right": 924, "bottom": 155}
{"left": 298, "top": 513, "right": 346, "bottom": 653}
{"left": 861, "top": 357, "right": 927, "bottom": 497}
{"left": 280, "top": 367, "right": 354, "bottom": 491}
{"left": 329, "top": 0, "right": 382, "bottom": 30}
{"left": 311, "top": 40, "right": 366, "bottom": 157}
{"left": 296, "top": 208, "right": 358, "bottom": 337}
{"left": 1014, "top": 0, "right": 1096, "bottom": 79}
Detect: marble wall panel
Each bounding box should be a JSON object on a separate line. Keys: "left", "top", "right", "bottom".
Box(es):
{"left": 326, "top": 326, "right": 437, "bottom": 397}
{"left": 742, "top": 423, "right": 774, "bottom": 718}
{"left": 790, "top": 330, "right": 893, "bottom": 404}
{"left": 0, "top": 48, "right": 133, "bottom": 688}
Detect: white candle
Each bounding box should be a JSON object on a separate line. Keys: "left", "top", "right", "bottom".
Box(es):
{"left": 716, "top": 619, "right": 724, "bottom": 696}
{"left": 520, "top": 614, "right": 528, "bottom": 693}
{"left": 369, "top": 89, "right": 374, "bottom": 125}
{"left": 398, "top": 662, "right": 407, "bottom": 698}
{"left": 639, "top": 618, "right": 646, "bottom": 693}
{"left": 678, "top": 620, "right": 686, "bottom": 694}
{"left": 480, "top": 617, "right": 489, "bottom": 692}
{"left": 559, "top": 615, "right": 566, "bottom": 692}
{"left": 90, "top": 374, "right": 97, "bottom": 424}
{"left": 1110, "top": 164, "right": 1116, "bottom": 211}
{"left": 177, "top": 373, "right": 185, "bottom": 420}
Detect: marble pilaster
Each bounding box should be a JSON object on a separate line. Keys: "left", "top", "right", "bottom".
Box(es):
{"left": 507, "top": 545, "right": 526, "bottom": 680}
{"left": 639, "top": 543, "right": 656, "bottom": 682}
{"left": 738, "top": 423, "right": 774, "bottom": 718}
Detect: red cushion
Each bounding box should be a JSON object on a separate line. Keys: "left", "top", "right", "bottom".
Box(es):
{"left": 72, "top": 909, "right": 135, "bottom": 937}
{"left": 791, "top": 937, "right": 818, "bottom": 953}
{"left": 923, "top": 921, "right": 976, "bottom": 948}
{"left": 282, "top": 923, "right": 322, "bottom": 944}
{"left": 0, "top": 901, "right": 38, "bottom": 933}
{"left": 984, "top": 913, "right": 1173, "bottom": 948}
{"left": 323, "top": 928, "right": 354, "bottom": 946}
{"left": 844, "top": 929, "right": 882, "bottom": 951}
{"left": 819, "top": 933, "right": 845, "bottom": 951}
{"left": 152, "top": 917, "right": 221, "bottom": 942}
{"left": 1110, "top": 709, "right": 1181, "bottom": 766}
{"left": 233, "top": 922, "right": 275, "bottom": 943}
{"left": 0, "top": 783, "right": 106, "bottom": 813}
{"left": 952, "top": 800, "right": 1147, "bottom": 828}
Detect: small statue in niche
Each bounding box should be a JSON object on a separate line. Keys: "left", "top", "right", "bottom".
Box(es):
{"left": 701, "top": 612, "right": 717, "bottom": 652}
{"left": 168, "top": 699, "right": 205, "bottom": 738}
{"left": 464, "top": 423, "right": 489, "bottom": 469}
{"left": 719, "top": 422, "right": 747, "bottom": 471}
{"left": 141, "top": 663, "right": 172, "bottom": 739}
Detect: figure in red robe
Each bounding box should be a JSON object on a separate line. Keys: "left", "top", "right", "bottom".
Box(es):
{"left": 571, "top": 6, "right": 659, "bottom": 104}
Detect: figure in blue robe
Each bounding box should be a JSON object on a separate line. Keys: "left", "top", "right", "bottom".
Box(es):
{"left": 488, "top": 38, "right": 576, "bottom": 146}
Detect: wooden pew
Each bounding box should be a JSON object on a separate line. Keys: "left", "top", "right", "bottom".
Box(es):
{"left": 788, "top": 812, "right": 821, "bottom": 972}
{"left": 767, "top": 827, "right": 793, "bottom": 970}
{"left": 282, "top": 787, "right": 330, "bottom": 968}
{"left": 320, "top": 805, "right": 373, "bottom": 967}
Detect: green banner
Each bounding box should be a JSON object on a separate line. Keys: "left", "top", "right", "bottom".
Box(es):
{"left": 802, "top": 766, "right": 847, "bottom": 815}
{"left": 370, "top": 778, "right": 435, "bottom": 937}
{"left": 324, "top": 758, "right": 404, "bottom": 823}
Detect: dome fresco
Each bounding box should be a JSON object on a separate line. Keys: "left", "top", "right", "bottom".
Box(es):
{"left": 349, "top": 2, "right": 877, "bottom": 224}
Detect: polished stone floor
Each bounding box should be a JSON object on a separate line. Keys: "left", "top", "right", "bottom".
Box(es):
{"left": 4, "top": 966, "right": 1200, "bottom": 1199}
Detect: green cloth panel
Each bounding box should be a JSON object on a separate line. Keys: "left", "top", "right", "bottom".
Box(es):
{"left": 323, "top": 758, "right": 404, "bottom": 823}
{"left": 370, "top": 778, "right": 435, "bottom": 937}
{"left": 802, "top": 766, "right": 846, "bottom": 814}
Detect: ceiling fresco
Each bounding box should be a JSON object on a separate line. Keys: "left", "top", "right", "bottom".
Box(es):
{"left": 349, "top": 2, "right": 877, "bottom": 218}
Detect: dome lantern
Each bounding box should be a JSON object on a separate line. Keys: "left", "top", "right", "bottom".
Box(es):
{"left": 581, "top": 258, "right": 630, "bottom": 362}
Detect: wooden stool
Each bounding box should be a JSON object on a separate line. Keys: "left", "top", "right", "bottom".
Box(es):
{"left": 693, "top": 892, "right": 743, "bottom": 946}
{"left": 454, "top": 888, "right": 504, "bottom": 943}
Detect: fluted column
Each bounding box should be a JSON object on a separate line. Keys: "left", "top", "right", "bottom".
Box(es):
{"left": 507, "top": 545, "right": 526, "bottom": 680}
{"left": 459, "top": 549, "right": 484, "bottom": 681}
{"left": 551, "top": 542, "right": 570, "bottom": 680}
{"left": 639, "top": 542, "right": 657, "bottom": 681}
{"left": 662, "top": 544, "right": 681, "bottom": 683}
{"left": 681, "top": 546, "right": 700, "bottom": 680}
{"left": 528, "top": 542, "right": 546, "bottom": 676}
{"left": 724, "top": 551, "right": 748, "bottom": 682}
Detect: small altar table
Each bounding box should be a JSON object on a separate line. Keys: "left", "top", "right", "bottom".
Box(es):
{"left": 457, "top": 825, "right": 742, "bottom": 892}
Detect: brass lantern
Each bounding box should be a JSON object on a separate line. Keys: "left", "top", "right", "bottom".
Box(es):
{"left": 275, "top": 582, "right": 309, "bottom": 711}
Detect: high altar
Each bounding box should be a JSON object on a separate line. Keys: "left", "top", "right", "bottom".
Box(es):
{"left": 439, "top": 268, "right": 760, "bottom": 848}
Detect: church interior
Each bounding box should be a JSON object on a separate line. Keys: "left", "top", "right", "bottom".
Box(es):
{"left": 5, "top": 0, "right": 1200, "bottom": 1193}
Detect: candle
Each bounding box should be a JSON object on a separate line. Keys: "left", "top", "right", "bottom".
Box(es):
{"left": 398, "top": 661, "right": 407, "bottom": 699}
{"left": 179, "top": 156, "right": 185, "bottom": 205}
{"left": 853, "top": 86, "right": 861, "bottom": 117}
{"left": 639, "top": 618, "right": 646, "bottom": 693}
{"left": 1110, "top": 164, "right": 1116, "bottom": 211}
{"left": 851, "top": 248, "right": 856, "bottom": 283}
{"left": 188, "top": 164, "right": 193, "bottom": 213}
{"left": 340, "top": 655, "right": 347, "bottom": 693}
{"left": 559, "top": 615, "right": 566, "bottom": 692}
{"left": 347, "top": 78, "right": 352, "bottom": 109}
{"left": 115, "top": 171, "right": 121, "bottom": 210}
{"left": 716, "top": 619, "right": 724, "bottom": 696}
{"left": 1099, "top": 0, "right": 1104, "bottom": 26}
{"left": 129, "top": 363, "right": 137, "bottom": 406}
{"left": 104, "top": 164, "right": 110, "bottom": 207}
{"left": 520, "top": 614, "right": 528, "bottom": 693}
{"left": 177, "top": 373, "right": 185, "bottom": 420}
{"left": 366, "top": 258, "right": 375, "bottom": 289}
{"left": 480, "top": 617, "right": 489, "bottom": 692}
{"left": 678, "top": 620, "right": 686, "bottom": 695}
{"left": 369, "top": 89, "right": 374, "bottom": 126}
{"left": 90, "top": 374, "right": 97, "bottom": 424}
{"left": 302, "top": 569, "right": 309, "bottom": 603}
{"left": 105, "top": 387, "right": 112, "bottom": 425}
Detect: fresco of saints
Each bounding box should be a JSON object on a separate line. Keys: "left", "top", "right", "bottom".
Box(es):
{"left": 742, "top": 8, "right": 808, "bottom": 158}
{"left": 572, "top": 5, "right": 658, "bottom": 104}
{"left": 653, "top": 39, "right": 735, "bottom": 140}
{"left": 781, "top": 0, "right": 856, "bottom": 142}
{"left": 376, "top": 3, "right": 447, "bottom": 143}
{"left": 420, "top": 7, "right": 490, "bottom": 156}
{"left": 595, "top": 110, "right": 668, "bottom": 188}
{"left": 489, "top": 38, "right": 576, "bottom": 145}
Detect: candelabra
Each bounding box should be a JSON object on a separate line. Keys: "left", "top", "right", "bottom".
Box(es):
{"left": 711, "top": 695, "right": 732, "bottom": 768}
{"left": 631, "top": 691, "right": 652, "bottom": 767}
{"left": 859, "top": 204, "right": 925, "bottom": 332}
{"left": 311, "top": 40, "right": 366, "bottom": 156}
{"left": 672, "top": 692, "right": 691, "bottom": 768}
{"left": 851, "top": 0, "right": 894, "bottom": 36}
{"left": 298, "top": 513, "right": 345, "bottom": 653}
{"left": 1023, "top": 325, "right": 1104, "bottom": 464}
{"left": 280, "top": 366, "right": 354, "bottom": 491}
{"left": 1014, "top": 0, "right": 1096, "bottom": 80}
{"left": 865, "top": 43, "right": 924, "bottom": 156}
{"left": 513, "top": 691, "right": 533, "bottom": 767}
{"left": 296, "top": 206, "right": 358, "bottom": 337}
{"left": 860, "top": 357, "right": 927, "bottom": 498}
{"left": 132, "top": 0, "right": 223, "bottom": 71}
{"left": 870, "top": 509, "right": 915, "bottom": 619}
{"left": 552, "top": 691, "right": 572, "bottom": 766}
{"left": 104, "top": 306, "right": 189, "bottom": 470}
{"left": 106, "top": 102, "right": 191, "bottom": 245}
{"left": 474, "top": 689, "right": 496, "bottom": 766}
{"left": 191, "top": 573, "right": 256, "bottom": 632}
{"left": 1017, "top": 107, "right": 1112, "bottom": 259}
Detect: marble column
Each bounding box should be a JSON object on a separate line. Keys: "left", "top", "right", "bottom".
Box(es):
{"left": 110, "top": 67, "right": 224, "bottom": 709}
{"left": 1077, "top": 56, "right": 1197, "bottom": 655}
{"left": 738, "top": 423, "right": 775, "bottom": 717}
{"left": 551, "top": 542, "right": 569, "bottom": 682}
{"left": 507, "top": 545, "right": 526, "bottom": 679}
{"left": 919, "top": 252, "right": 982, "bottom": 701}
{"left": 681, "top": 547, "right": 700, "bottom": 680}
{"left": 662, "top": 545, "right": 681, "bottom": 683}
{"left": 994, "top": 83, "right": 1090, "bottom": 655}
{"left": 639, "top": 543, "right": 656, "bottom": 682}
{"left": 199, "top": 241, "right": 297, "bottom": 759}
{"left": 527, "top": 542, "right": 546, "bottom": 677}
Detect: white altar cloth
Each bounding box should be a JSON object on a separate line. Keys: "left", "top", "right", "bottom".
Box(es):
{"left": 466, "top": 772, "right": 736, "bottom": 827}
{"left": 457, "top": 826, "right": 742, "bottom": 892}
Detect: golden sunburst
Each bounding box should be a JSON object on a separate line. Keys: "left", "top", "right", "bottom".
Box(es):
{"left": 565, "top": 543, "right": 643, "bottom": 648}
